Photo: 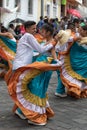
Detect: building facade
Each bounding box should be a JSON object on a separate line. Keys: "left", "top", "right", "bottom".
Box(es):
{"left": 0, "top": 0, "right": 61, "bottom": 27}
{"left": 41, "top": 0, "right": 61, "bottom": 20}
{"left": 1, "top": 0, "right": 87, "bottom": 27}
{"left": 1, "top": 0, "right": 39, "bottom": 27}
{"left": 77, "top": 0, "right": 87, "bottom": 17}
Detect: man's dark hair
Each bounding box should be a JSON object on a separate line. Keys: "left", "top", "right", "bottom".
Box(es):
{"left": 1, "top": 26, "right": 8, "bottom": 32}
{"left": 67, "top": 22, "right": 75, "bottom": 29}
{"left": 9, "top": 24, "right": 14, "bottom": 28}
{"left": 23, "top": 21, "right": 36, "bottom": 29}
{"left": 44, "top": 18, "right": 48, "bottom": 24}
{"left": 40, "top": 16, "right": 43, "bottom": 20}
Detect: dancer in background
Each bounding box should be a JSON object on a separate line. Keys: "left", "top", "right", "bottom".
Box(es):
{"left": 55, "top": 23, "right": 87, "bottom": 98}
{"left": 0, "top": 26, "right": 16, "bottom": 78}
{"left": 55, "top": 22, "right": 79, "bottom": 97}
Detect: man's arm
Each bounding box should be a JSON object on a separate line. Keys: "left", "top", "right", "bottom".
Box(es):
{"left": 27, "top": 34, "right": 57, "bottom": 53}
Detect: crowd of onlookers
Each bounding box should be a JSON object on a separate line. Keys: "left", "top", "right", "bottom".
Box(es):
{"left": 36, "top": 16, "right": 87, "bottom": 36}
{"left": 0, "top": 22, "right": 25, "bottom": 41}
{"left": 0, "top": 15, "right": 87, "bottom": 41}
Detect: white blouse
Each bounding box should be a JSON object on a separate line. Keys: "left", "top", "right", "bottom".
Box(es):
{"left": 13, "top": 33, "right": 53, "bottom": 70}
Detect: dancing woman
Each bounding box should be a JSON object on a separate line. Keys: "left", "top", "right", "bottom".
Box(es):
{"left": 55, "top": 24, "right": 87, "bottom": 98}
{"left": 0, "top": 26, "right": 16, "bottom": 77}
{"left": 5, "top": 21, "right": 60, "bottom": 126}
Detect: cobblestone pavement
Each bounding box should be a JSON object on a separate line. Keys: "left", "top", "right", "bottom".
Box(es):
{"left": 0, "top": 72, "right": 87, "bottom": 130}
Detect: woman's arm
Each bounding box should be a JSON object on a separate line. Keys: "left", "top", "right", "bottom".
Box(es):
{"left": 0, "top": 32, "right": 14, "bottom": 39}
{"left": 51, "top": 47, "right": 57, "bottom": 60}
{"left": 27, "top": 34, "right": 57, "bottom": 53}
{"left": 0, "top": 32, "right": 8, "bottom": 37}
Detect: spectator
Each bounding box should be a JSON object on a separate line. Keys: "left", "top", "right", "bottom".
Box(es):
{"left": 37, "top": 16, "right": 44, "bottom": 33}
{"left": 8, "top": 23, "right": 18, "bottom": 40}
{"left": 14, "top": 25, "right": 22, "bottom": 40}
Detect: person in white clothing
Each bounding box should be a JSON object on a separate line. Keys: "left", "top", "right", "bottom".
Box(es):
{"left": 13, "top": 21, "right": 57, "bottom": 70}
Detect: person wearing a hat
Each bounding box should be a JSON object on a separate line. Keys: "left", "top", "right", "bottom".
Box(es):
{"left": 54, "top": 22, "right": 81, "bottom": 98}
{"left": 54, "top": 23, "right": 87, "bottom": 98}
{"left": 54, "top": 29, "right": 73, "bottom": 97}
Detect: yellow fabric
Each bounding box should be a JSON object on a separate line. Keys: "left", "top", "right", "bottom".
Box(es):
{"left": 79, "top": 37, "right": 87, "bottom": 45}
{"left": 47, "top": 57, "right": 53, "bottom": 63}
{"left": 21, "top": 58, "right": 53, "bottom": 106}
{"left": 0, "top": 39, "right": 15, "bottom": 58}
{"left": 22, "top": 69, "right": 48, "bottom": 107}
{"left": 64, "top": 54, "right": 87, "bottom": 83}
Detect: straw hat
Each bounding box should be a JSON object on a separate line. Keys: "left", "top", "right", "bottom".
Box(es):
{"left": 56, "top": 29, "right": 71, "bottom": 46}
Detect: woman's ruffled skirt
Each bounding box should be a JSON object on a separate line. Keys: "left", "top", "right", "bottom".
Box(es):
{"left": 60, "top": 42, "right": 87, "bottom": 98}
{"left": 6, "top": 55, "right": 59, "bottom": 124}
{"left": 0, "top": 36, "right": 16, "bottom": 78}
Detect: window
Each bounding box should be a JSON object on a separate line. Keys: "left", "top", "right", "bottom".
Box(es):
{"left": 28, "top": 0, "right": 33, "bottom": 14}
{"left": 15, "top": 0, "right": 20, "bottom": 12}
{"left": 53, "top": 5, "right": 57, "bottom": 18}
{"left": 6, "top": 0, "right": 9, "bottom": 6}
{"left": 47, "top": 4, "right": 50, "bottom": 17}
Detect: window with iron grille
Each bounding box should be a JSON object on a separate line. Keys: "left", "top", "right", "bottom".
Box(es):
{"left": 6, "top": 0, "right": 9, "bottom": 6}
{"left": 28, "top": 0, "right": 33, "bottom": 14}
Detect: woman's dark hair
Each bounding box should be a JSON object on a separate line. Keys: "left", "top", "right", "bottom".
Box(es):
{"left": 73, "top": 18, "right": 80, "bottom": 24}
{"left": 41, "top": 23, "right": 54, "bottom": 35}
{"left": 67, "top": 22, "right": 75, "bottom": 29}
{"left": 1, "top": 26, "right": 8, "bottom": 32}
{"left": 23, "top": 21, "right": 36, "bottom": 29}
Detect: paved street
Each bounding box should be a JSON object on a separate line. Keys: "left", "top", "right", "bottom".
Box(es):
{"left": 0, "top": 72, "right": 87, "bottom": 130}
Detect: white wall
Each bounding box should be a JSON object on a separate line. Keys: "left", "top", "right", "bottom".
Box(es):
{"left": 2, "top": 0, "right": 61, "bottom": 27}
{"left": 44, "top": 0, "right": 61, "bottom": 20}
{"left": 2, "top": 0, "right": 38, "bottom": 27}
{"left": 78, "top": 5, "right": 87, "bottom": 17}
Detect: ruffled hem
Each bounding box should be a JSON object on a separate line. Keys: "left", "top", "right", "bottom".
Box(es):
{"left": 61, "top": 68, "right": 87, "bottom": 98}
{"left": 6, "top": 61, "right": 58, "bottom": 124}
{"left": 8, "top": 69, "right": 48, "bottom": 107}
{"left": 59, "top": 48, "right": 87, "bottom": 98}
{"left": 12, "top": 103, "right": 54, "bottom": 124}
{"left": 64, "top": 54, "right": 87, "bottom": 83}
